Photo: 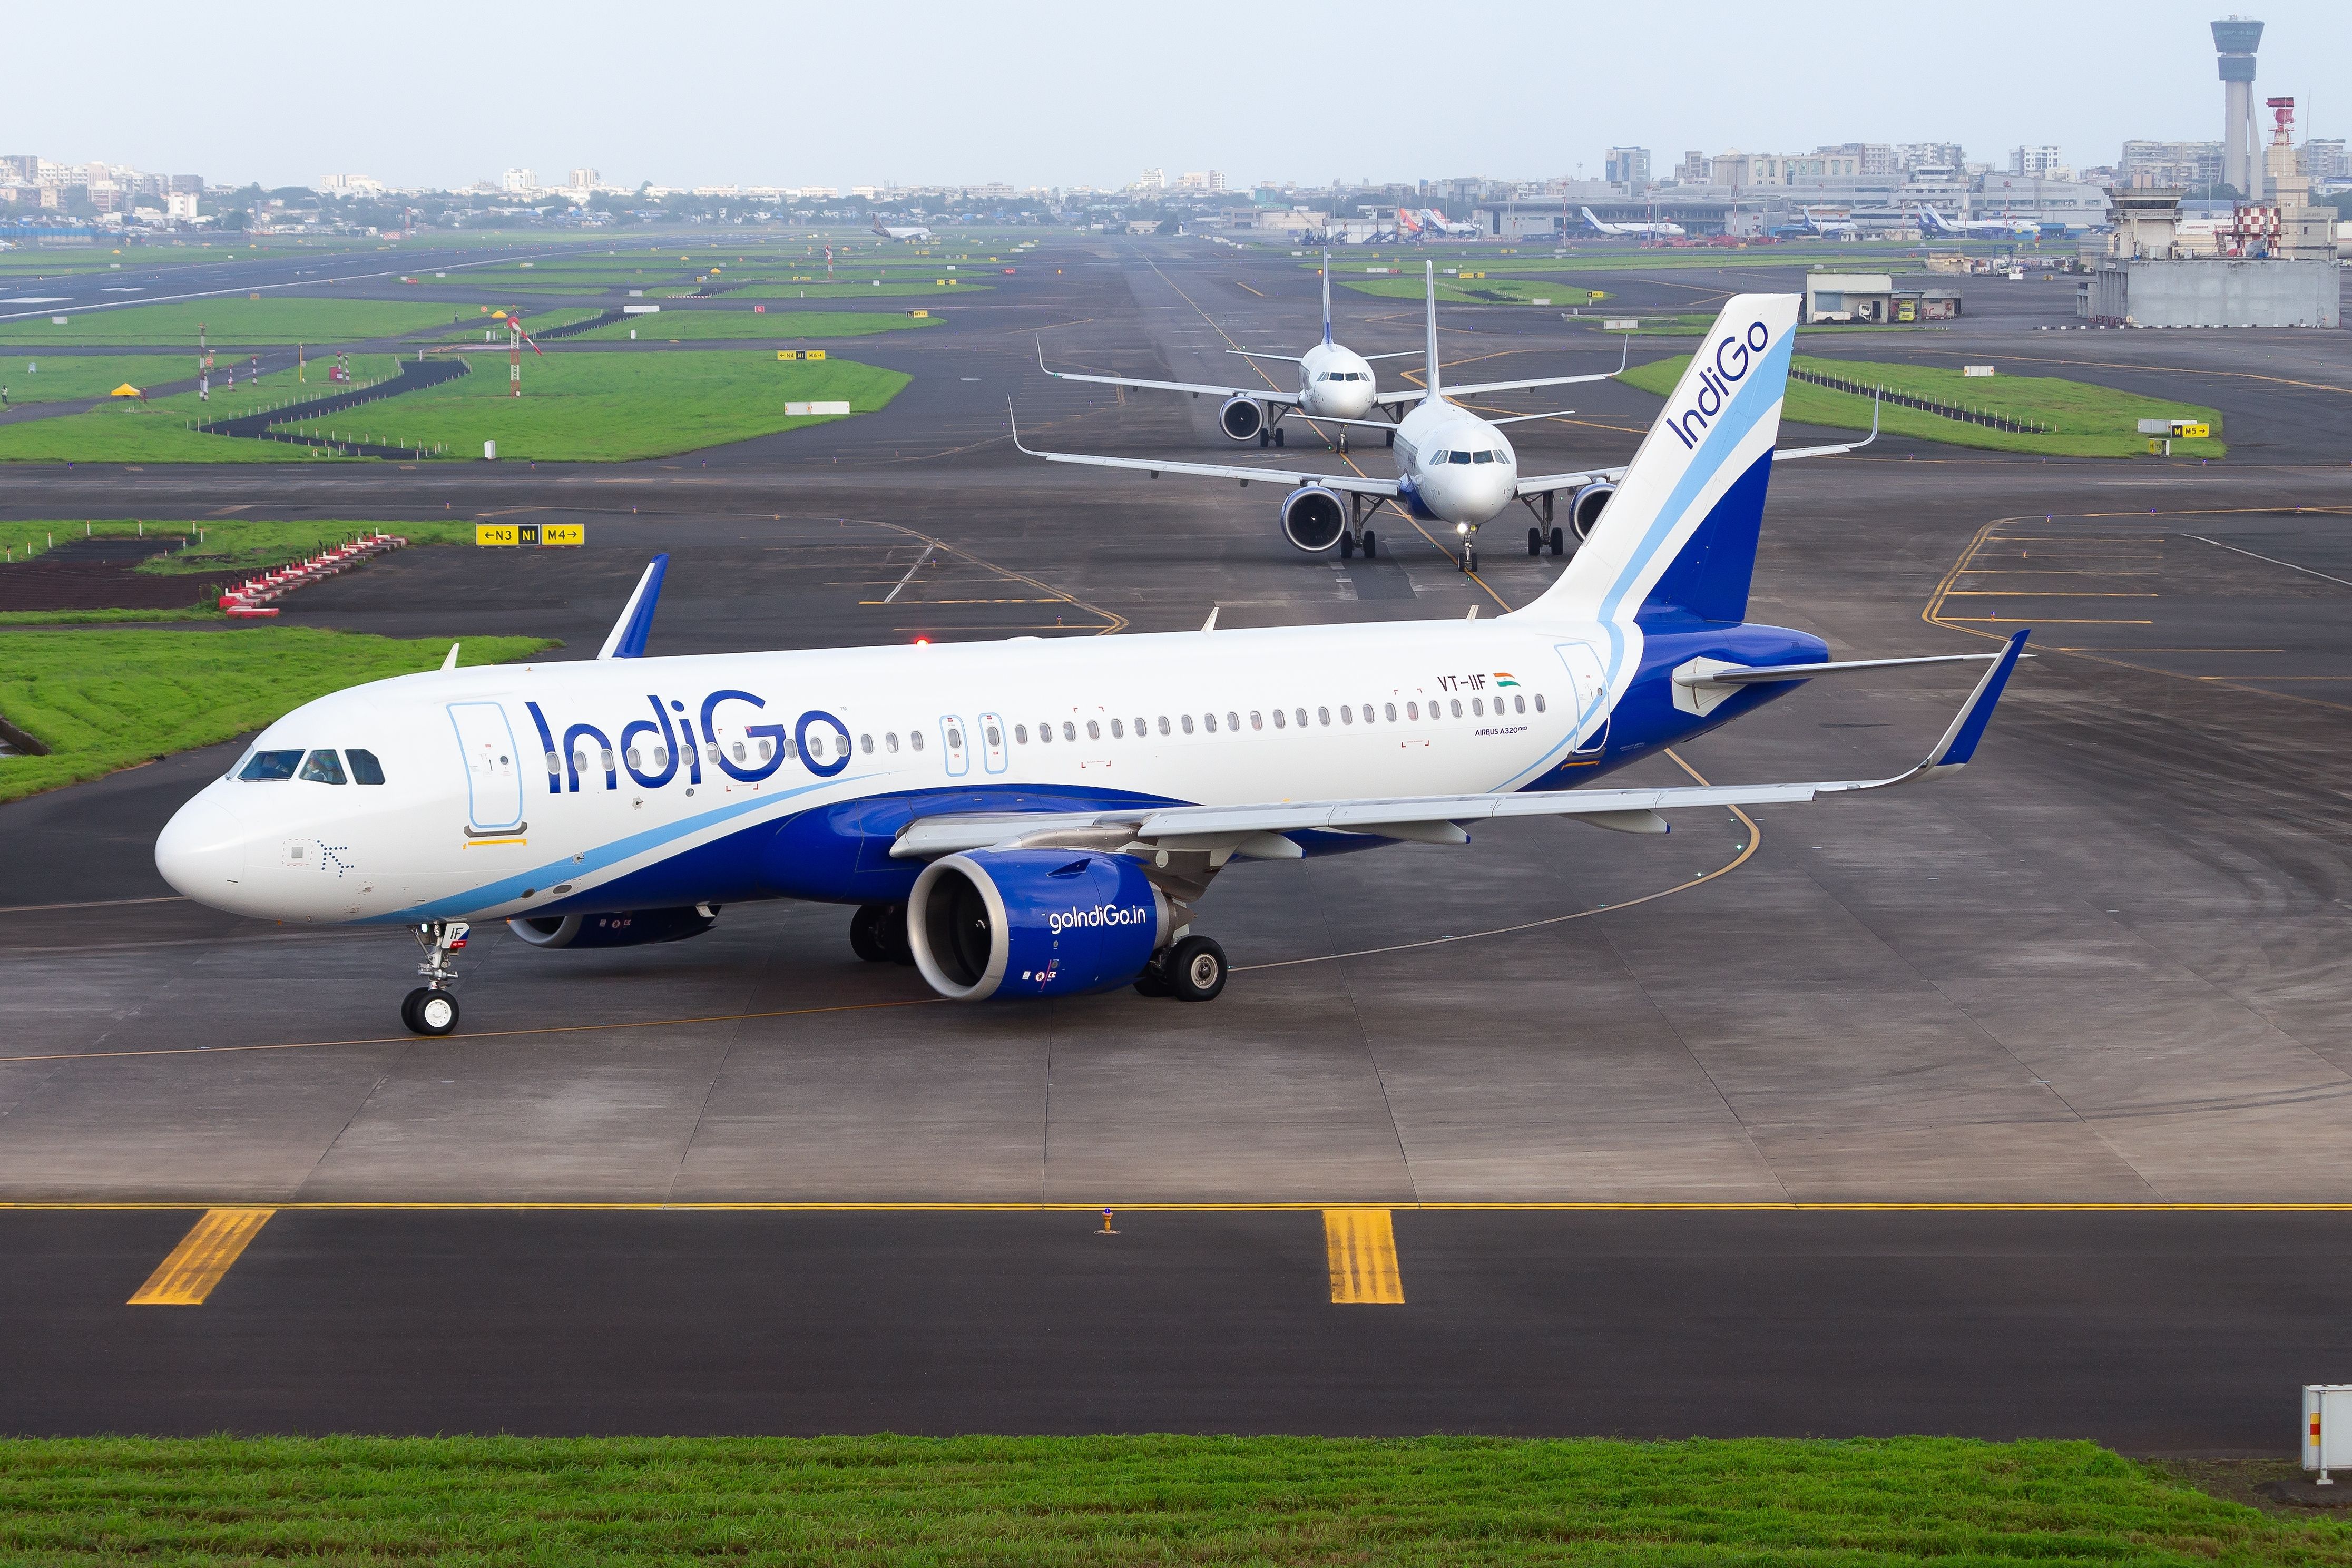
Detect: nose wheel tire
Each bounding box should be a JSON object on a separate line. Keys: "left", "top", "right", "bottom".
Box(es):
{"left": 1338, "top": 431, "right": 1349, "bottom": 454}
{"left": 1461, "top": 546, "right": 1478, "bottom": 574}
{"left": 1166, "top": 935, "right": 1228, "bottom": 1002}
{"left": 402, "top": 987, "right": 460, "bottom": 1037}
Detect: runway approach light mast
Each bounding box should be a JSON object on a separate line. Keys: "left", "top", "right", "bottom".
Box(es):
{"left": 506, "top": 310, "right": 543, "bottom": 397}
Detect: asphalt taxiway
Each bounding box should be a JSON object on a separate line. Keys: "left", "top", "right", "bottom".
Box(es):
{"left": 3, "top": 235, "right": 2349, "bottom": 1437}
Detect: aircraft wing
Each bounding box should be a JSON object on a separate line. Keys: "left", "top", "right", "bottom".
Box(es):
{"left": 892, "top": 632, "right": 2028, "bottom": 858}
{"left": 1375, "top": 341, "right": 1628, "bottom": 406}
{"left": 1009, "top": 404, "right": 1400, "bottom": 496}
{"left": 1514, "top": 393, "right": 1878, "bottom": 493}
{"left": 1040, "top": 339, "right": 1300, "bottom": 406}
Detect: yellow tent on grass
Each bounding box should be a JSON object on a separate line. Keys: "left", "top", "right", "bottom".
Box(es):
{"left": 109, "top": 384, "right": 144, "bottom": 398}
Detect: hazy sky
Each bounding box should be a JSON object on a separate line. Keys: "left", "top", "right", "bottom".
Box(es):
{"left": 8, "top": 1, "right": 2348, "bottom": 191}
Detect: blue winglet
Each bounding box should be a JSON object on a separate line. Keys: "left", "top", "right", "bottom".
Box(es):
{"left": 1933, "top": 629, "right": 2028, "bottom": 768}
{"left": 599, "top": 554, "right": 668, "bottom": 660}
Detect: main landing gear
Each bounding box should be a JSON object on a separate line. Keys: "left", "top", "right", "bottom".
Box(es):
{"left": 1133, "top": 934, "right": 1228, "bottom": 1002}
{"left": 1256, "top": 426, "right": 1288, "bottom": 449}
{"left": 850, "top": 903, "right": 916, "bottom": 965}
{"left": 1528, "top": 525, "right": 1564, "bottom": 556}
{"left": 401, "top": 920, "right": 469, "bottom": 1036}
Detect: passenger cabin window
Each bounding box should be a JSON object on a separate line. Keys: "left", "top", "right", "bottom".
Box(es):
{"left": 1293, "top": 708, "right": 1308, "bottom": 728}
{"left": 1534, "top": 693, "right": 1547, "bottom": 712}
{"left": 1086, "top": 720, "right": 1100, "bottom": 740}
{"left": 1203, "top": 713, "right": 1217, "bottom": 733}
{"left": 1385, "top": 703, "right": 1397, "bottom": 721}
{"left": 1272, "top": 709, "right": 1286, "bottom": 729}
{"left": 1036, "top": 722, "right": 1052, "bottom": 744}
{"left": 299, "top": 749, "right": 346, "bottom": 785}
{"left": 860, "top": 734, "right": 875, "bottom": 755}
{"left": 1317, "top": 707, "right": 1330, "bottom": 726}
{"left": 886, "top": 733, "right": 901, "bottom": 753}
{"left": 1226, "top": 711, "right": 1239, "bottom": 731}
{"left": 1157, "top": 716, "right": 1170, "bottom": 736}
{"left": 1111, "top": 719, "right": 1124, "bottom": 738}
{"left": 1450, "top": 699, "right": 1463, "bottom": 717}
{"left": 348, "top": 749, "right": 386, "bottom": 786}
{"left": 239, "top": 749, "right": 303, "bottom": 781}
{"left": 1407, "top": 702, "right": 1418, "bottom": 719}
{"left": 910, "top": 730, "right": 926, "bottom": 751}
{"left": 1015, "top": 724, "right": 1029, "bottom": 744}
{"left": 1063, "top": 721, "right": 1076, "bottom": 741}
{"left": 1180, "top": 714, "right": 1194, "bottom": 734}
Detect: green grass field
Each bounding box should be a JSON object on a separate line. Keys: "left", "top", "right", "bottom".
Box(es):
{"left": 0, "top": 355, "right": 399, "bottom": 464}
{"left": 0, "top": 1436, "right": 2338, "bottom": 1564}
{"left": 0, "top": 627, "right": 552, "bottom": 802}
{"left": 1619, "top": 351, "right": 2227, "bottom": 458}
{"left": 0, "top": 299, "right": 467, "bottom": 347}
{"left": 571, "top": 308, "right": 944, "bottom": 342}
{"left": 0, "top": 354, "right": 209, "bottom": 404}
{"left": 269, "top": 350, "right": 909, "bottom": 461}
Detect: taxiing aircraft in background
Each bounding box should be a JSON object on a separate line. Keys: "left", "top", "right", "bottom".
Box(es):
{"left": 873, "top": 221, "right": 935, "bottom": 242}
{"left": 1036, "top": 255, "right": 1617, "bottom": 455}
{"left": 155, "top": 288, "right": 2022, "bottom": 1036}
{"left": 1022, "top": 263, "right": 1871, "bottom": 570}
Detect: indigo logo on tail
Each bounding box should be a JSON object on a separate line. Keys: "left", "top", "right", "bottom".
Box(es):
{"left": 1669, "top": 320, "right": 1773, "bottom": 450}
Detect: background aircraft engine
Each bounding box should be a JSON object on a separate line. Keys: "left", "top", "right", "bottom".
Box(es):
{"left": 1280, "top": 486, "right": 1348, "bottom": 553}
{"left": 907, "top": 848, "right": 1169, "bottom": 1001}
{"left": 507, "top": 907, "right": 717, "bottom": 949}
{"left": 1570, "top": 481, "right": 1617, "bottom": 542}
{"left": 1218, "top": 396, "right": 1267, "bottom": 442}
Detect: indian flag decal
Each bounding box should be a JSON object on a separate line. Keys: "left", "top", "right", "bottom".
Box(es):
{"left": 1494, "top": 673, "right": 1520, "bottom": 687}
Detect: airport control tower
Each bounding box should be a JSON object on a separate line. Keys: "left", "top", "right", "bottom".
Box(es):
{"left": 2213, "top": 17, "right": 2264, "bottom": 197}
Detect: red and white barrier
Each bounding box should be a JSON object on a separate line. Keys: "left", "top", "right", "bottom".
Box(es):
{"left": 220, "top": 532, "right": 408, "bottom": 616}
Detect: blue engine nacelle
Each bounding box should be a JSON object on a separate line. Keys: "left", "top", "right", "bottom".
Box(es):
{"left": 507, "top": 906, "right": 717, "bottom": 949}
{"left": 907, "top": 849, "right": 1169, "bottom": 1001}
{"left": 1218, "top": 396, "right": 1267, "bottom": 442}
{"left": 1569, "top": 480, "right": 1616, "bottom": 541}
{"left": 1280, "top": 485, "right": 1347, "bottom": 552}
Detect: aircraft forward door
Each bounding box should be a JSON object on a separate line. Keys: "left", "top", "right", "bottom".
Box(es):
{"left": 448, "top": 701, "right": 526, "bottom": 832}
{"left": 939, "top": 715, "right": 970, "bottom": 778}
{"left": 1555, "top": 643, "right": 1611, "bottom": 756}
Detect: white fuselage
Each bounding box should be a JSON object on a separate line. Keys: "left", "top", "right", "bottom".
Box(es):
{"left": 155, "top": 616, "right": 1621, "bottom": 929}
{"left": 1294, "top": 340, "right": 1379, "bottom": 419}
{"left": 1391, "top": 397, "right": 1521, "bottom": 527}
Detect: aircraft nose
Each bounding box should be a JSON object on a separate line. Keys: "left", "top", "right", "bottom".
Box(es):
{"left": 155, "top": 789, "right": 246, "bottom": 902}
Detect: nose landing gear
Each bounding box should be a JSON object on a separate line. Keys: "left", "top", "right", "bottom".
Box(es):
{"left": 402, "top": 920, "right": 469, "bottom": 1036}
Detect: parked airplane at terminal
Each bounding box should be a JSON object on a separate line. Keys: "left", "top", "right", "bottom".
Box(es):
{"left": 1022, "top": 262, "right": 1871, "bottom": 569}
{"left": 1398, "top": 207, "right": 1482, "bottom": 240}
{"left": 1036, "top": 256, "right": 1610, "bottom": 454}
{"left": 1581, "top": 207, "right": 1688, "bottom": 239}
{"left": 154, "top": 290, "right": 2018, "bottom": 1040}
{"left": 1915, "top": 205, "right": 2040, "bottom": 240}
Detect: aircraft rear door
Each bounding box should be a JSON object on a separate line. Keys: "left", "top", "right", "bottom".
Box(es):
{"left": 448, "top": 701, "right": 526, "bottom": 832}
{"left": 1554, "top": 643, "right": 1611, "bottom": 756}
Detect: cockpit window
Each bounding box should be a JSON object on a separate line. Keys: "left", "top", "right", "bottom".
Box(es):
{"left": 298, "top": 749, "right": 347, "bottom": 785}
{"left": 348, "top": 749, "right": 386, "bottom": 786}
{"left": 238, "top": 749, "right": 303, "bottom": 781}
{"left": 1472, "top": 450, "right": 1494, "bottom": 465}
{"left": 1447, "top": 450, "right": 1471, "bottom": 464}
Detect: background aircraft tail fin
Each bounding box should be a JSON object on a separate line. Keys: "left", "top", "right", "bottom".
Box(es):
{"left": 1422, "top": 262, "right": 1442, "bottom": 402}
{"left": 1513, "top": 294, "right": 1799, "bottom": 629}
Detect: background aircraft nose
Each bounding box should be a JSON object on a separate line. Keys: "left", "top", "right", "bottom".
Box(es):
{"left": 154, "top": 791, "right": 247, "bottom": 901}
